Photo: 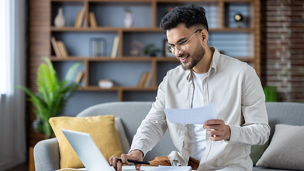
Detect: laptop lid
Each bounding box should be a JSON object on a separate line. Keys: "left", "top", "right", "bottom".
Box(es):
{"left": 62, "top": 129, "right": 113, "bottom": 171}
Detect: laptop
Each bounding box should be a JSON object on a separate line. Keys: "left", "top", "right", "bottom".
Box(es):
{"left": 62, "top": 129, "right": 191, "bottom": 171}
{"left": 62, "top": 129, "right": 156, "bottom": 171}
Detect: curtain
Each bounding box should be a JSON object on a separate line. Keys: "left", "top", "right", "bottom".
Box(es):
{"left": 0, "top": 0, "right": 26, "bottom": 169}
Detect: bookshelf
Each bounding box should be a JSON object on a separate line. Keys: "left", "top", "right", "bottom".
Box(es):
{"left": 48, "top": 0, "right": 260, "bottom": 102}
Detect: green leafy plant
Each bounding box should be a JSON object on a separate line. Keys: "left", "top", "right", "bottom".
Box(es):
{"left": 18, "top": 57, "right": 81, "bottom": 138}
{"left": 144, "top": 44, "right": 161, "bottom": 57}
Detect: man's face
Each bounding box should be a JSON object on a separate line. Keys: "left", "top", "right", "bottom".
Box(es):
{"left": 166, "top": 23, "right": 206, "bottom": 70}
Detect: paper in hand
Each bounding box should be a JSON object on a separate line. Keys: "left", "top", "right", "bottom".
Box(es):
{"left": 164, "top": 103, "right": 217, "bottom": 124}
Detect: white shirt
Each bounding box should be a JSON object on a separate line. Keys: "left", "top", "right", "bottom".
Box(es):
{"left": 131, "top": 48, "right": 270, "bottom": 170}
{"left": 184, "top": 72, "right": 208, "bottom": 161}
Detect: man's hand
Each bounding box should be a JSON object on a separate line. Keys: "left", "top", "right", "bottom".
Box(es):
{"left": 203, "top": 119, "right": 231, "bottom": 141}
{"left": 109, "top": 149, "right": 144, "bottom": 171}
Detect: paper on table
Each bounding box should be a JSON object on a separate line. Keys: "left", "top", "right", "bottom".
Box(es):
{"left": 150, "top": 166, "right": 191, "bottom": 171}
{"left": 164, "top": 103, "right": 217, "bottom": 124}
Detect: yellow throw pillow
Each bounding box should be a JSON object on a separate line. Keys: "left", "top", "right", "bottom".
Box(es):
{"left": 49, "top": 115, "right": 122, "bottom": 169}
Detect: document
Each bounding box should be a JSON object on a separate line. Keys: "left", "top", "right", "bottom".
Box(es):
{"left": 121, "top": 166, "right": 191, "bottom": 171}
{"left": 164, "top": 103, "right": 217, "bottom": 124}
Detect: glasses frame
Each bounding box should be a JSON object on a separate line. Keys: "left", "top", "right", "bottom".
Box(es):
{"left": 167, "top": 29, "right": 202, "bottom": 54}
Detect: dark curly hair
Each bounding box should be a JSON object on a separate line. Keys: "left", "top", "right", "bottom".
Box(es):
{"left": 160, "top": 4, "right": 209, "bottom": 31}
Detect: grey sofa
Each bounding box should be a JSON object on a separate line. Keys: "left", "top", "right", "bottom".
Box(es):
{"left": 34, "top": 102, "right": 304, "bottom": 171}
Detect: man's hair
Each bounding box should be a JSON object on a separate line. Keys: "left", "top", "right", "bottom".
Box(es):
{"left": 160, "top": 4, "right": 209, "bottom": 31}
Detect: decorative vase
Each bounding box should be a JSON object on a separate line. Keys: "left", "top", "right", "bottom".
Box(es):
{"left": 124, "top": 12, "right": 133, "bottom": 28}
{"left": 54, "top": 8, "right": 66, "bottom": 27}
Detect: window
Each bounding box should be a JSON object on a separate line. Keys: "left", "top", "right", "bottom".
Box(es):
{"left": 0, "top": 0, "right": 10, "bottom": 95}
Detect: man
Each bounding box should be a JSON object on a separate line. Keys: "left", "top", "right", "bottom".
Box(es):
{"left": 110, "top": 5, "right": 270, "bottom": 171}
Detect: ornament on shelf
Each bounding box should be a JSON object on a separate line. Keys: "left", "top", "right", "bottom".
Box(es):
{"left": 124, "top": 8, "right": 133, "bottom": 28}
{"left": 98, "top": 80, "right": 114, "bottom": 88}
{"left": 233, "top": 13, "right": 244, "bottom": 28}
{"left": 129, "top": 40, "right": 144, "bottom": 56}
{"left": 54, "top": 8, "right": 66, "bottom": 27}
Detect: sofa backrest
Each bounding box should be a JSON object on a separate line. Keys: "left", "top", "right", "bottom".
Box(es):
{"left": 266, "top": 102, "right": 304, "bottom": 139}
{"left": 77, "top": 101, "right": 176, "bottom": 161}
{"left": 77, "top": 101, "right": 304, "bottom": 160}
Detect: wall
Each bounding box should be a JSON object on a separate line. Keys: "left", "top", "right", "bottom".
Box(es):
{"left": 261, "top": 0, "right": 304, "bottom": 102}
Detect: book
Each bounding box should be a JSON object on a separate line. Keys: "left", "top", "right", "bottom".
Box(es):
{"left": 111, "top": 36, "right": 119, "bottom": 58}
{"left": 74, "top": 8, "right": 85, "bottom": 28}
{"left": 144, "top": 72, "right": 152, "bottom": 87}
{"left": 75, "top": 72, "right": 84, "bottom": 84}
{"left": 89, "top": 12, "right": 98, "bottom": 28}
{"left": 57, "top": 41, "right": 68, "bottom": 57}
{"left": 51, "top": 37, "right": 62, "bottom": 58}
{"left": 137, "top": 72, "right": 149, "bottom": 87}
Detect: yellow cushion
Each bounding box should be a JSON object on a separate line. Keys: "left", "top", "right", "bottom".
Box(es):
{"left": 49, "top": 115, "right": 122, "bottom": 169}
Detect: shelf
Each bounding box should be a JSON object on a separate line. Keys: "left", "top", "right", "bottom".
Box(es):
{"left": 50, "top": 56, "right": 178, "bottom": 62}
{"left": 51, "top": 0, "right": 84, "bottom": 2}
{"left": 51, "top": 27, "right": 253, "bottom": 33}
{"left": 88, "top": 0, "right": 152, "bottom": 2}
{"left": 50, "top": 56, "right": 253, "bottom": 62}
{"left": 78, "top": 86, "right": 157, "bottom": 91}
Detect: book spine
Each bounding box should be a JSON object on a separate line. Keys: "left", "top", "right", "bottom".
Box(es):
{"left": 51, "top": 37, "right": 62, "bottom": 58}
{"left": 111, "top": 36, "right": 119, "bottom": 58}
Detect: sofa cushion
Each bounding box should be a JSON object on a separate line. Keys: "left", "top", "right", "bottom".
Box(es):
{"left": 256, "top": 124, "right": 304, "bottom": 170}
{"left": 49, "top": 115, "right": 122, "bottom": 169}
{"left": 115, "top": 118, "right": 130, "bottom": 154}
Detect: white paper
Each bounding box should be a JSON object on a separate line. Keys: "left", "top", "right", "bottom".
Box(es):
{"left": 120, "top": 166, "right": 191, "bottom": 171}
{"left": 164, "top": 103, "right": 217, "bottom": 124}
{"left": 150, "top": 166, "right": 191, "bottom": 171}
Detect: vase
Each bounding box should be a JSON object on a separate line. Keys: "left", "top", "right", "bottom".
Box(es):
{"left": 124, "top": 12, "right": 133, "bottom": 28}
{"left": 54, "top": 8, "right": 66, "bottom": 27}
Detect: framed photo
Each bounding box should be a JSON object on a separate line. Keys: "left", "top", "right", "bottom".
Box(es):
{"left": 90, "top": 38, "right": 107, "bottom": 57}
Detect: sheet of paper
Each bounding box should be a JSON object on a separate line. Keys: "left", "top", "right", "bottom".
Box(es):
{"left": 121, "top": 166, "right": 191, "bottom": 171}
{"left": 150, "top": 166, "right": 191, "bottom": 171}
{"left": 164, "top": 103, "right": 217, "bottom": 124}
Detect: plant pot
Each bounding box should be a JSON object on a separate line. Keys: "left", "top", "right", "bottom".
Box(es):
{"left": 32, "top": 115, "right": 53, "bottom": 138}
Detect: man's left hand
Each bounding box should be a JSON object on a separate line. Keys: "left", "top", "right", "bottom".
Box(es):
{"left": 203, "top": 119, "right": 231, "bottom": 141}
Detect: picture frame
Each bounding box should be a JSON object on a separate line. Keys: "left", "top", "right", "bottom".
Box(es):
{"left": 90, "top": 38, "right": 107, "bottom": 57}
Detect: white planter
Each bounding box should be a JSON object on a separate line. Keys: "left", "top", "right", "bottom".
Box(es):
{"left": 54, "top": 8, "right": 66, "bottom": 27}
{"left": 124, "top": 12, "right": 133, "bottom": 28}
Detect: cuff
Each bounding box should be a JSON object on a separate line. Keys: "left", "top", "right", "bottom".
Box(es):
{"left": 129, "top": 142, "right": 151, "bottom": 157}
{"left": 227, "top": 125, "right": 242, "bottom": 144}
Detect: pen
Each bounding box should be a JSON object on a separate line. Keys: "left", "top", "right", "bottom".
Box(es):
{"left": 118, "top": 159, "right": 150, "bottom": 165}
{"left": 128, "top": 159, "right": 150, "bottom": 165}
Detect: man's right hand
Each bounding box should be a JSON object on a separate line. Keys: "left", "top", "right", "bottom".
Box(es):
{"left": 109, "top": 149, "right": 144, "bottom": 171}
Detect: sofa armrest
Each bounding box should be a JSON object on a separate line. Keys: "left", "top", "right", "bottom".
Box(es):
{"left": 34, "top": 138, "right": 60, "bottom": 171}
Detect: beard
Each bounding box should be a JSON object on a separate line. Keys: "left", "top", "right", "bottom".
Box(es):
{"left": 180, "top": 47, "right": 205, "bottom": 70}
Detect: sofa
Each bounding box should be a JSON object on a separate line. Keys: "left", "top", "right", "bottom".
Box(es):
{"left": 34, "top": 102, "right": 304, "bottom": 171}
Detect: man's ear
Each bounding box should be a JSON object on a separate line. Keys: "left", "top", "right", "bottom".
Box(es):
{"left": 199, "top": 29, "right": 209, "bottom": 45}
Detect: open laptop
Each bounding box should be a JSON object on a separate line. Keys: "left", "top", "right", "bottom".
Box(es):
{"left": 62, "top": 129, "right": 156, "bottom": 171}
{"left": 62, "top": 129, "right": 191, "bottom": 171}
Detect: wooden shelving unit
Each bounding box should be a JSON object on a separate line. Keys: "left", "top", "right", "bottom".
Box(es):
{"left": 49, "top": 0, "right": 261, "bottom": 101}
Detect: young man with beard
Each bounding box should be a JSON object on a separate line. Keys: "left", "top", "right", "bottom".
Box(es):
{"left": 110, "top": 5, "right": 270, "bottom": 171}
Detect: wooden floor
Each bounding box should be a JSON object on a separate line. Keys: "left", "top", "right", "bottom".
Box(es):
{"left": 5, "top": 163, "right": 28, "bottom": 171}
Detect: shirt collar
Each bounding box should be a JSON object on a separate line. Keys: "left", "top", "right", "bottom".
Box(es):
{"left": 187, "top": 47, "right": 220, "bottom": 81}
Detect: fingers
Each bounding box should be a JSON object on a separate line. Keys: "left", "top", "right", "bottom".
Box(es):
{"left": 109, "top": 155, "right": 120, "bottom": 170}
{"left": 203, "top": 119, "right": 230, "bottom": 141}
{"left": 135, "top": 164, "right": 141, "bottom": 170}
{"left": 109, "top": 155, "right": 127, "bottom": 171}
{"left": 203, "top": 119, "right": 224, "bottom": 127}
{"left": 120, "top": 154, "right": 129, "bottom": 165}
{"left": 117, "top": 160, "right": 123, "bottom": 171}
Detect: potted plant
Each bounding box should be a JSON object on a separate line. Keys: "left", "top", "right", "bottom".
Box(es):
{"left": 144, "top": 44, "right": 161, "bottom": 57}
{"left": 19, "top": 57, "right": 80, "bottom": 138}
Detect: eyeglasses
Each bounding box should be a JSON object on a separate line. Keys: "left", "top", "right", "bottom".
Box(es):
{"left": 167, "top": 29, "right": 202, "bottom": 54}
